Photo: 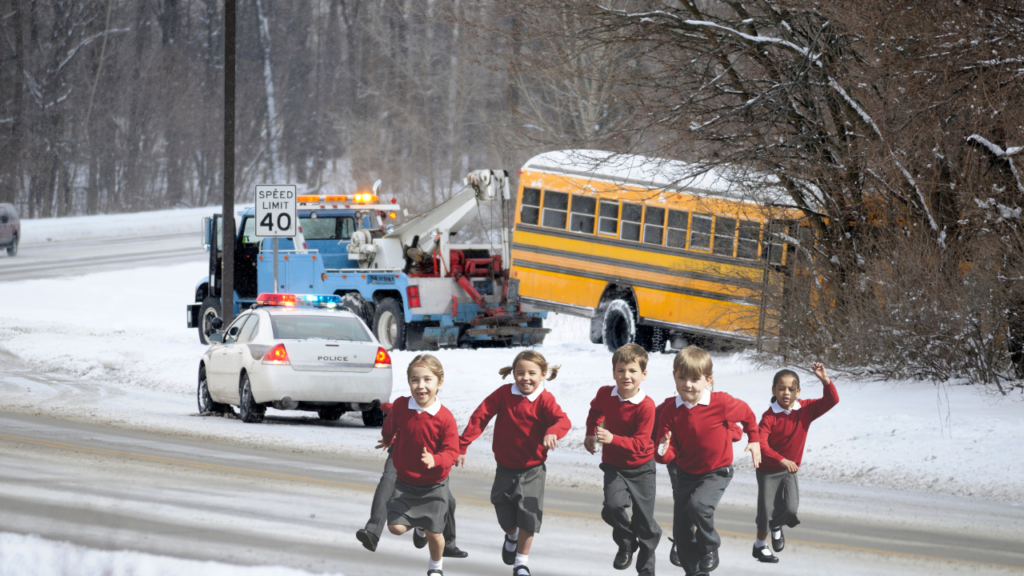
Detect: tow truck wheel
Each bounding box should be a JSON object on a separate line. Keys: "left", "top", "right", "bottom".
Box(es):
{"left": 6, "top": 233, "right": 16, "bottom": 257}
{"left": 373, "top": 298, "right": 407, "bottom": 351}
{"left": 197, "top": 365, "right": 229, "bottom": 415}
{"left": 238, "top": 373, "right": 265, "bottom": 423}
{"left": 362, "top": 406, "right": 386, "bottom": 427}
{"left": 198, "top": 297, "right": 221, "bottom": 345}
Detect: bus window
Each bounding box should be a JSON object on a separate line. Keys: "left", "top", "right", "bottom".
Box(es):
{"left": 521, "top": 188, "right": 541, "bottom": 225}
{"left": 713, "top": 217, "right": 737, "bottom": 257}
{"left": 542, "top": 190, "right": 569, "bottom": 229}
{"left": 763, "top": 220, "right": 788, "bottom": 264}
{"left": 736, "top": 220, "right": 761, "bottom": 260}
{"left": 643, "top": 206, "right": 665, "bottom": 245}
{"left": 598, "top": 200, "right": 619, "bottom": 235}
{"left": 569, "top": 195, "right": 596, "bottom": 234}
{"left": 689, "top": 214, "right": 712, "bottom": 251}
{"left": 620, "top": 202, "right": 642, "bottom": 241}
{"left": 666, "top": 209, "right": 689, "bottom": 249}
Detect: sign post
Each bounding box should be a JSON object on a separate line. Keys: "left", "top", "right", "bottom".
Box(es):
{"left": 254, "top": 185, "right": 297, "bottom": 294}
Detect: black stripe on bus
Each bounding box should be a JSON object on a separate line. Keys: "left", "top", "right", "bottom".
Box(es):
{"left": 513, "top": 224, "right": 764, "bottom": 269}
{"left": 511, "top": 242, "right": 760, "bottom": 291}
{"left": 514, "top": 260, "right": 762, "bottom": 307}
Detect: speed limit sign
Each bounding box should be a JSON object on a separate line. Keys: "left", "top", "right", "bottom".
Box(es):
{"left": 254, "top": 185, "right": 297, "bottom": 238}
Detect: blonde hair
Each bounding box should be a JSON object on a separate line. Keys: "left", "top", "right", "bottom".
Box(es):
{"left": 407, "top": 354, "right": 444, "bottom": 383}
{"left": 612, "top": 343, "right": 649, "bottom": 371}
{"left": 498, "top": 350, "right": 560, "bottom": 381}
{"left": 673, "top": 345, "right": 713, "bottom": 380}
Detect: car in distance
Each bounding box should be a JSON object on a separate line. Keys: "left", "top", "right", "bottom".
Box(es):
{"left": 198, "top": 293, "right": 393, "bottom": 426}
{"left": 0, "top": 203, "right": 20, "bottom": 257}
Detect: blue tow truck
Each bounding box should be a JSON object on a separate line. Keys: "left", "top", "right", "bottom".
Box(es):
{"left": 187, "top": 170, "right": 549, "bottom": 349}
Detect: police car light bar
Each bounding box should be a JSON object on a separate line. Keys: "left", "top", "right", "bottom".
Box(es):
{"left": 255, "top": 293, "right": 342, "bottom": 308}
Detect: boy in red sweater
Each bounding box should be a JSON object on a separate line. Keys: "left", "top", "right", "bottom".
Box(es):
{"left": 585, "top": 343, "right": 661, "bottom": 575}
{"left": 458, "top": 350, "right": 571, "bottom": 576}
{"left": 655, "top": 346, "right": 761, "bottom": 576}
{"left": 381, "top": 354, "right": 461, "bottom": 576}
{"left": 752, "top": 362, "right": 838, "bottom": 564}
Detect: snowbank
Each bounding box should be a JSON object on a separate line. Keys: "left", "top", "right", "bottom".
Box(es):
{"left": 18, "top": 205, "right": 252, "bottom": 245}
{"left": 0, "top": 532, "right": 345, "bottom": 576}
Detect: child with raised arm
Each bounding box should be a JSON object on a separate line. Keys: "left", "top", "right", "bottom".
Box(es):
{"left": 752, "top": 362, "right": 839, "bottom": 564}
{"left": 655, "top": 346, "right": 761, "bottom": 576}
{"left": 584, "top": 343, "right": 661, "bottom": 575}
{"left": 458, "top": 350, "right": 571, "bottom": 576}
{"left": 381, "top": 355, "right": 460, "bottom": 576}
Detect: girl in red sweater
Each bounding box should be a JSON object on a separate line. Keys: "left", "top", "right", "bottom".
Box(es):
{"left": 752, "top": 362, "right": 838, "bottom": 564}
{"left": 458, "top": 350, "right": 571, "bottom": 576}
{"left": 381, "top": 354, "right": 461, "bottom": 576}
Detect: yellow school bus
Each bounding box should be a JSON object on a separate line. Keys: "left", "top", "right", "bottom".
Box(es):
{"left": 510, "top": 150, "right": 805, "bottom": 352}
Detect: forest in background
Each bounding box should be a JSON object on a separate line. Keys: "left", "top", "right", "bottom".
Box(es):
{"left": 2, "top": 0, "right": 1023, "bottom": 390}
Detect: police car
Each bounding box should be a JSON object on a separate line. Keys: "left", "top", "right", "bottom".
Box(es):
{"left": 197, "top": 293, "right": 393, "bottom": 426}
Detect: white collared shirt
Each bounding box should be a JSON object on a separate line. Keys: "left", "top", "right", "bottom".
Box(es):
{"left": 675, "top": 389, "right": 711, "bottom": 409}
{"left": 510, "top": 382, "right": 545, "bottom": 402}
{"left": 611, "top": 387, "right": 647, "bottom": 405}
{"left": 771, "top": 400, "right": 801, "bottom": 415}
{"left": 408, "top": 395, "right": 442, "bottom": 416}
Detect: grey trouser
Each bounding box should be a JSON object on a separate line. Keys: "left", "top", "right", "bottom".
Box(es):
{"left": 669, "top": 464, "right": 734, "bottom": 575}
{"left": 601, "top": 460, "right": 662, "bottom": 576}
{"left": 755, "top": 468, "right": 800, "bottom": 532}
{"left": 491, "top": 463, "right": 546, "bottom": 533}
{"left": 364, "top": 453, "right": 458, "bottom": 546}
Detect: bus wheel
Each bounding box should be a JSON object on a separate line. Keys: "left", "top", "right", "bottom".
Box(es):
{"left": 373, "top": 298, "right": 407, "bottom": 350}
{"left": 637, "top": 326, "right": 666, "bottom": 354}
{"left": 602, "top": 299, "right": 636, "bottom": 352}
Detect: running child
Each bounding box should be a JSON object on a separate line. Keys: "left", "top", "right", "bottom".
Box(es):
{"left": 752, "top": 362, "right": 838, "bottom": 564}
{"left": 458, "top": 350, "right": 571, "bottom": 576}
{"left": 584, "top": 343, "right": 661, "bottom": 575}
{"left": 380, "top": 355, "right": 461, "bottom": 576}
{"left": 655, "top": 346, "right": 761, "bottom": 575}
{"left": 356, "top": 402, "right": 467, "bottom": 559}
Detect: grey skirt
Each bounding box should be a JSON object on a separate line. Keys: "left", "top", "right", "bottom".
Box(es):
{"left": 491, "top": 463, "right": 546, "bottom": 533}
{"left": 387, "top": 477, "right": 451, "bottom": 534}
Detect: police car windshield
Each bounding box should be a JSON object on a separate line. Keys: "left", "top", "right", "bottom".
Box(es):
{"left": 269, "top": 315, "right": 371, "bottom": 342}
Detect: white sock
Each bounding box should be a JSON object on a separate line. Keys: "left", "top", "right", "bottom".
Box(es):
{"left": 428, "top": 558, "right": 443, "bottom": 571}
{"left": 754, "top": 537, "right": 767, "bottom": 548}
{"left": 514, "top": 553, "right": 529, "bottom": 567}
{"left": 771, "top": 529, "right": 782, "bottom": 539}
{"left": 504, "top": 537, "right": 517, "bottom": 552}
{"left": 415, "top": 527, "right": 426, "bottom": 538}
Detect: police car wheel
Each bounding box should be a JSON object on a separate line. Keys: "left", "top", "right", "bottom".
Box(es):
{"left": 362, "top": 406, "right": 386, "bottom": 427}
{"left": 317, "top": 407, "right": 344, "bottom": 421}
{"left": 238, "top": 373, "right": 265, "bottom": 423}
{"left": 197, "top": 365, "right": 229, "bottom": 415}
{"left": 373, "top": 298, "right": 406, "bottom": 351}
{"left": 199, "top": 297, "right": 221, "bottom": 345}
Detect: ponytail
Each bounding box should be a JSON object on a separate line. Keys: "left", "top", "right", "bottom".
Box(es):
{"left": 770, "top": 395, "right": 777, "bottom": 405}
{"left": 498, "top": 365, "right": 513, "bottom": 379}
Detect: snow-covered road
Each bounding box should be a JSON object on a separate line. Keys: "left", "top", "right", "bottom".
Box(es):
{"left": 1, "top": 208, "right": 1023, "bottom": 574}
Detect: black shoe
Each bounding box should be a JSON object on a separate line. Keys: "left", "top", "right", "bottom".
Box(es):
{"left": 414, "top": 528, "right": 427, "bottom": 549}
{"left": 612, "top": 542, "right": 634, "bottom": 570}
{"left": 427, "top": 570, "right": 443, "bottom": 576}
{"left": 356, "top": 529, "right": 378, "bottom": 552}
{"left": 502, "top": 534, "right": 517, "bottom": 565}
{"left": 699, "top": 548, "right": 719, "bottom": 572}
{"left": 668, "top": 537, "right": 681, "bottom": 567}
{"left": 752, "top": 543, "right": 779, "bottom": 563}
{"left": 513, "top": 566, "right": 531, "bottom": 576}
{"left": 443, "top": 545, "right": 469, "bottom": 558}
{"left": 771, "top": 527, "right": 785, "bottom": 552}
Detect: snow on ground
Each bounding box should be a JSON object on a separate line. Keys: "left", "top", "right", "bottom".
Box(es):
{"left": 0, "top": 532, "right": 346, "bottom": 576}
{"left": 17, "top": 205, "right": 250, "bottom": 245}
{"left": 1, "top": 209, "right": 1023, "bottom": 506}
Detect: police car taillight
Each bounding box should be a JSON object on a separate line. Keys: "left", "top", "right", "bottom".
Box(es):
{"left": 374, "top": 347, "right": 392, "bottom": 369}
{"left": 263, "top": 343, "right": 290, "bottom": 365}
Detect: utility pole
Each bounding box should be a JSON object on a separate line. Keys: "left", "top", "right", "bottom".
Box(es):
{"left": 222, "top": 0, "right": 236, "bottom": 326}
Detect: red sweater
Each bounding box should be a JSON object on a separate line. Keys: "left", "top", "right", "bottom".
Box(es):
{"left": 654, "top": 391, "right": 760, "bottom": 475}
{"left": 459, "top": 384, "right": 572, "bottom": 469}
{"left": 585, "top": 386, "right": 656, "bottom": 469}
{"left": 382, "top": 397, "right": 460, "bottom": 486}
{"left": 651, "top": 397, "right": 744, "bottom": 444}
{"left": 758, "top": 381, "right": 839, "bottom": 472}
